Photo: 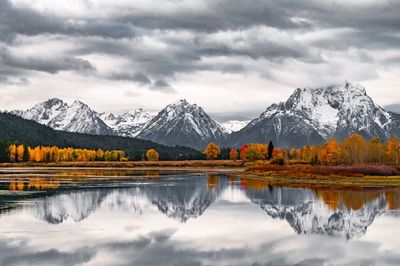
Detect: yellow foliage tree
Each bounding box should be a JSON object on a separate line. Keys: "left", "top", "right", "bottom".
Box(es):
{"left": 146, "top": 149, "right": 159, "bottom": 161}
{"left": 203, "top": 143, "right": 221, "bottom": 160}
{"left": 16, "top": 145, "right": 24, "bottom": 162}
{"left": 318, "top": 139, "right": 340, "bottom": 166}
{"left": 8, "top": 144, "right": 17, "bottom": 162}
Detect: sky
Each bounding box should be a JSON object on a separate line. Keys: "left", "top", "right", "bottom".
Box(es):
{"left": 1, "top": 0, "right": 400, "bottom": 121}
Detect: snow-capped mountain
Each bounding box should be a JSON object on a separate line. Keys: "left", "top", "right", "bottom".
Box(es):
{"left": 138, "top": 99, "right": 228, "bottom": 150}
{"left": 221, "top": 120, "right": 250, "bottom": 133}
{"left": 12, "top": 98, "right": 67, "bottom": 125}
{"left": 226, "top": 82, "right": 400, "bottom": 148}
{"left": 99, "top": 109, "right": 155, "bottom": 137}
{"left": 12, "top": 98, "right": 113, "bottom": 135}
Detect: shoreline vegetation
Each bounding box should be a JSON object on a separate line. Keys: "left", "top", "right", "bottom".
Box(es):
{"left": 245, "top": 162, "right": 400, "bottom": 188}
{"left": 0, "top": 160, "right": 245, "bottom": 168}
{"left": 2, "top": 133, "right": 400, "bottom": 188}
{"left": 2, "top": 160, "right": 400, "bottom": 188}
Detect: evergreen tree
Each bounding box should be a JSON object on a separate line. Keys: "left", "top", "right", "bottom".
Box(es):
{"left": 0, "top": 139, "right": 7, "bottom": 162}
{"left": 267, "top": 141, "right": 274, "bottom": 160}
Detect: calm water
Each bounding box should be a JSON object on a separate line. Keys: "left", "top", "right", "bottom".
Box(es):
{"left": 0, "top": 168, "right": 400, "bottom": 266}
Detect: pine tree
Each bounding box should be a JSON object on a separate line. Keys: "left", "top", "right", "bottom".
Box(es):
{"left": 267, "top": 141, "right": 274, "bottom": 160}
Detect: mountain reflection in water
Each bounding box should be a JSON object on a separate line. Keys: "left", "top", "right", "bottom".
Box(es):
{"left": 1, "top": 172, "right": 400, "bottom": 266}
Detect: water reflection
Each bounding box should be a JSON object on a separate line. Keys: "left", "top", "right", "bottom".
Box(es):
{"left": 0, "top": 172, "right": 400, "bottom": 265}
{"left": 2, "top": 175, "right": 398, "bottom": 238}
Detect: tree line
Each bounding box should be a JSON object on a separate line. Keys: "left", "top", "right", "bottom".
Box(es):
{"left": 6, "top": 144, "right": 127, "bottom": 162}
{"left": 288, "top": 134, "right": 400, "bottom": 166}
{"left": 203, "top": 133, "right": 400, "bottom": 166}
{"left": 203, "top": 142, "right": 275, "bottom": 161}
{"left": 1, "top": 142, "right": 162, "bottom": 163}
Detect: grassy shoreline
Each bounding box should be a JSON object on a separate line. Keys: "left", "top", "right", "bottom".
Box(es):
{"left": 245, "top": 162, "right": 400, "bottom": 188}
{"left": 2, "top": 160, "right": 400, "bottom": 188}
{"left": 0, "top": 160, "right": 245, "bottom": 168}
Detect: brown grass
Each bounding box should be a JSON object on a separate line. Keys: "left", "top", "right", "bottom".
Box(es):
{"left": 247, "top": 162, "right": 400, "bottom": 177}
{"left": 244, "top": 162, "right": 400, "bottom": 188}
{"left": 0, "top": 160, "right": 245, "bottom": 168}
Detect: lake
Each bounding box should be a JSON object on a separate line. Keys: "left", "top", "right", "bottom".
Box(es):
{"left": 0, "top": 168, "right": 400, "bottom": 266}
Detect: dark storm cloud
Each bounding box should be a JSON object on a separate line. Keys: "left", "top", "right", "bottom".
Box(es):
{"left": 0, "top": 0, "right": 136, "bottom": 42}
{"left": 0, "top": 0, "right": 62, "bottom": 42}
{"left": 118, "top": 0, "right": 306, "bottom": 32}
{"left": 0, "top": 0, "right": 400, "bottom": 91}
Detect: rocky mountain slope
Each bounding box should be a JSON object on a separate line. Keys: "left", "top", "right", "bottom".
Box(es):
{"left": 226, "top": 82, "right": 400, "bottom": 148}
{"left": 138, "top": 99, "right": 227, "bottom": 150}
{"left": 220, "top": 120, "right": 250, "bottom": 133}
{"left": 99, "top": 109, "right": 155, "bottom": 137}
{"left": 12, "top": 98, "right": 113, "bottom": 135}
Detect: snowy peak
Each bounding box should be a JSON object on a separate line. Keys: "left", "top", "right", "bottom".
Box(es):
{"left": 13, "top": 99, "right": 113, "bottom": 136}
{"left": 221, "top": 120, "right": 250, "bottom": 133}
{"left": 227, "top": 82, "right": 400, "bottom": 148}
{"left": 138, "top": 99, "right": 227, "bottom": 150}
{"left": 100, "top": 108, "right": 155, "bottom": 137}
{"left": 12, "top": 98, "right": 68, "bottom": 125}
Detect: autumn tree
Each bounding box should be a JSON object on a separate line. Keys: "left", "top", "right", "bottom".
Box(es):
{"left": 203, "top": 143, "right": 221, "bottom": 160}
{"left": 318, "top": 139, "right": 340, "bottom": 166}
{"left": 367, "top": 137, "right": 385, "bottom": 164}
{"left": 16, "top": 144, "right": 24, "bottom": 162}
{"left": 244, "top": 145, "right": 261, "bottom": 161}
{"left": 341, "top": 133, "right": 366, "bottom": 165}
{"left": 386, "top": 137, "right": 400, "bottom": 165}
{"left": 229, "top": 148, "right": 238, "bottom": 161}
{"left": 146, "top": 149, "right": 159, "bottom": 161}
{"left": 239, "top": 145, "right": 249, "bottom": 160}
{"left": 8, "top": 144, "right": 17, "bottom": 162}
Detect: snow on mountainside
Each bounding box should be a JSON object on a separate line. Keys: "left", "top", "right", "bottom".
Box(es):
{"left": 12, "top": 98, "right": 67, "bottom": 125}
{"left": 226, "top": 82, "right": 400, "bottom": 148}
{"left": 221, "top": 120, "right": 250, "bottom": 133}
{"left": 12, "top": 98, "right": 113, "bottom": 135}
{"left": 99, "top": 109, "right": 155, "bottom": 137}
{"left": 138, "top": 99, "right": 228, "bottom": 150}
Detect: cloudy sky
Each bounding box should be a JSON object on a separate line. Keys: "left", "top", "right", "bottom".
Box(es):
{"left": 1, "top": 0, "right": 400, "bottom": 121}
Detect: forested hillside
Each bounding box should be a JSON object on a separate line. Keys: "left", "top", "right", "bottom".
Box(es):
{"left": 0, "top": 112, "right": 202, "bottom": 161}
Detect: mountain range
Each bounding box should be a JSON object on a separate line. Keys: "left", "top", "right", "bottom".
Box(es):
{"left": 9, "top": 82, "right": 400, "bottom": 149}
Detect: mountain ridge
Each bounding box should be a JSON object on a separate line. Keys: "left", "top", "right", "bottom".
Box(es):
{"left": 225, "top": 82, "right": 400, "bottom": 148}
{"left": 8, "top": 82, "right": 400, "bottom": 149}
{"left": 138, "top": 99, "right": 228, "bottom": 150}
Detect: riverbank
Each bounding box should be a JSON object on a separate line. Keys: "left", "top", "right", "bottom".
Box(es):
{"left": 245, "top": 162, "right": 400, "bottom": 188}
{"left": 0, "top": 160, "right": 245, "bottom": 168}
{"left": 2, "top": 160, "right": 400, "bottom": 188}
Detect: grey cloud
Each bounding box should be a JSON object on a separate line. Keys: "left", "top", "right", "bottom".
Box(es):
{"left": 0, "top": 0, "right": 136, "bottom": 41}
{"left": 118, "top": 0, "right": 307, "bottom": 32}
{"left": 111, "top": 72, "right": 152, "bottom": 85}
{"left": 0, "top": 75, "right": 29, "bottom": 85}
{"left": 0, "top": 47, "right": 95, "bottom": 74}
{"left": 153, "top": 79, "right": 176, "bottom": 93}
{"left": 0, "top": 0, "right": 63, "bottom": 42}
{"left": 0, "top": 0, "right": 400, "bottom": 94}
